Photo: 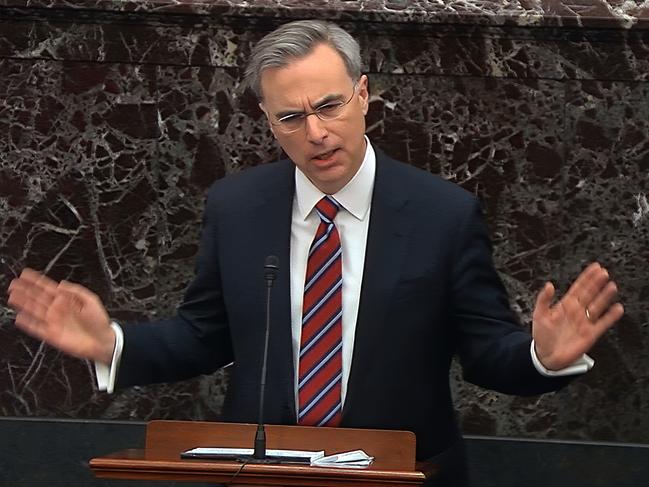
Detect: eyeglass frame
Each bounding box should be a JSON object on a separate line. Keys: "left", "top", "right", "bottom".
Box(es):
{"left": 263, "top": 81, "right": 360, "bottom": 134}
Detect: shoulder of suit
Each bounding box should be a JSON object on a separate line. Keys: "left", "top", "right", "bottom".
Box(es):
{"left": 377, "top": 153, "right": 477, "bottom": 206}
{"left": 205, "top": 159, "right": 293, "bottom": 201}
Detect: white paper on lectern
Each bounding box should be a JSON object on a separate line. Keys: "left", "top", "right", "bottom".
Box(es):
{"left": 183, "top": 447, "right": 325, "bottom": 461}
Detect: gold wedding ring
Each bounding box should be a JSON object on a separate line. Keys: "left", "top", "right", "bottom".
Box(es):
{"left": 585, "top": 307, "right": 593, "bottom": 322}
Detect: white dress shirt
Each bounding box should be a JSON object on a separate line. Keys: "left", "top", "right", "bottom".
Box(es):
{"left": 97, "top": 136, "right": 593, "bottom": 396}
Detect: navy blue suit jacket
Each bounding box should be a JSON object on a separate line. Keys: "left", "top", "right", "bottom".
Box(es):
{"left": 118, "top": 150, "right": 567, "bottom": 462}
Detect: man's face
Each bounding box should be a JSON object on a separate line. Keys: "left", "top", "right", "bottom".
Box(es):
{"left": 259, "top": 43, "right": 369, "bottom": 194}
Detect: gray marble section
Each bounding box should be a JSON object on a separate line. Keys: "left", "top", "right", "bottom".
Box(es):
{"left": 0, "top": 0, "right": 648, "bottom": 29}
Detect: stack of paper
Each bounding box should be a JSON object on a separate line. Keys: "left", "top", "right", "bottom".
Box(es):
{"left": 181, "top": 447, "right": 324, "bottom": 464}
{"left": 181, "top": 447, "right": 374, "bottom": 468}
{"left": 311, "top": 450, "right": 374, "bottom": 468}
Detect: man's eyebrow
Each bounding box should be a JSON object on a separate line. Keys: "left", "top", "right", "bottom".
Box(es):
{"left": 274, "top": 93, "right": 345, "bottom": 119}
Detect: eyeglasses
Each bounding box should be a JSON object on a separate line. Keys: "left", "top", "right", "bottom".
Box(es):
{"left": 268, "top": 82, "right": 359, "bottom": 134}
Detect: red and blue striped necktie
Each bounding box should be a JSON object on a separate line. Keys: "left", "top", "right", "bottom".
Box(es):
{"left": 298, "top": 195, "right": 343, "bottom": 427}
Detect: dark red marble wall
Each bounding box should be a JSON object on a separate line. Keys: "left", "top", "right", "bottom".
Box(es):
{"left": 0, "top": 1, "right": 648, "bottom": 444}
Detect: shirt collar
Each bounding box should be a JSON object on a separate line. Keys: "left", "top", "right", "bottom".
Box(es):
{"left": 295, "top": 135, "right": 376, "bottom": 221}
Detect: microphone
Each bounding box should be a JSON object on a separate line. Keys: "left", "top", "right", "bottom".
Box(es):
{"left": 263, "top": 255, "right": 279, "bottom": 285}
{"left": 253, "top": 255, "right": 279, "bottom": 460}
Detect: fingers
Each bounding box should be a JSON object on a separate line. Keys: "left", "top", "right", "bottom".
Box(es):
{"left": 57, "top": 280, "right": 98, "bottom": 303}
{"left": 584, "top": 302, "right": 625, "bottom": 348}
{"left": 565, "top": 262, "right": 624, "bottom": 333}
{"left": 14, "top": 309, "right": 52, "bottom": 343}
{"left": 8, "top": 269, "right": 113, "bottom": 362}
{"left": 566, "top": 262, "right": 623, "bottom": 317}
{"left": 534, "top": 281, "right": 555, "bottom": 313}
{"left": 7, "top": 268, "right": 58, "bottom": 320}
{"left": 596, "top": 302, "right": 625, "bottom": 332}
{"left": 13, "top": 268, "right": 59, "bottom": 295}
{"left": 585, "top": 280, "right": 619, "bottom": 322}
{"left": 565, "top": 262, "right": 610, "bottom": 306}
{"left": 8, "top": 269, "right": 63, "bottom": 343}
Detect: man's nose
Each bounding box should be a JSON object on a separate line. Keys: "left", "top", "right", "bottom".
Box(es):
{"left": 304, "top": 113, "right": 328, "bottom": 142}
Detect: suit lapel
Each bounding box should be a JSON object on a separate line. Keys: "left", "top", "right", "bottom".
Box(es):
{"left": 248, "top": 161, "right": 297, "bottom": 422}
{"left": 342, "top": 151, "right": 415, "bottom": 418}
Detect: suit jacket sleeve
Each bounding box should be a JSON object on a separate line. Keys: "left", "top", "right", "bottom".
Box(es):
{"left": 451, "top": 197, "right": 570, "bottom": 395}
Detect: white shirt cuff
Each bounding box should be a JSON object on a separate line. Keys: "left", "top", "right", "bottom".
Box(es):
{"left": 94, "top": 321, "right": 123, "bottom": 394}
{"left": 530, "top": 339, "right": 594, "bottom": 376}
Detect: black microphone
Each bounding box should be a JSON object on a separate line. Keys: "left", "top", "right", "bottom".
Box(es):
{"left": 253, "top": 255, "right": 279, "bottom": 460}
{"left": 263, "top": 255, "right": 279, "bottom": 285}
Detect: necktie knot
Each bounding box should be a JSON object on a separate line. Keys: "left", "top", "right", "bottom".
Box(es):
{"left": 315, "top": 196, "right": 340, "bottom": 223}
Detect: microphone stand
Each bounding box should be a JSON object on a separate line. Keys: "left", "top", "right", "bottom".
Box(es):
{"left": 249, "top": 255, "right": 278, "bottom": 463}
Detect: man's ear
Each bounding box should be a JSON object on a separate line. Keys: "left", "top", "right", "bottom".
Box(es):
{"left": 259, "top": 102, "right": 277, "bottom": 138}
{"left": 358, "top": 74, "right": 370, "bottom": 115}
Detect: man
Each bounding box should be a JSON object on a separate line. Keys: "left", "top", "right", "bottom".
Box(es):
{"left": 7, "top": 20, "right": 623, "bottom": 486}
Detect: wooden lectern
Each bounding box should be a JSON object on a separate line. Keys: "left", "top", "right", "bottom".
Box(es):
{"left": 90, "top": 420, "right": 436, "bottom": 486}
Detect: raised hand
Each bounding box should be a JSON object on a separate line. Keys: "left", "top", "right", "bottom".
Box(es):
{"left": 7, "top": 268, "right": 116, "bottom": 364}
{"left": 532, "top": 262, "right": 624, "bottom": 371}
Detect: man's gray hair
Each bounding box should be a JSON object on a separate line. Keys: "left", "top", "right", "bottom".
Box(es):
{"left": 244, "top": 20, "right": 362, "bottom": 99}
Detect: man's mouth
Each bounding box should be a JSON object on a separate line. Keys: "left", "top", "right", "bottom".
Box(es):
{"left": 314, "top": 149, "right": 337, "bottom": 160}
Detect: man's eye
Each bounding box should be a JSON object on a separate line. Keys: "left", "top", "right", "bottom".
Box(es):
{"left": 278, "top": 113, "right": 303, "bottom": 123}
{"left": 317, "top": 102, "right": 343, "bottom": 114}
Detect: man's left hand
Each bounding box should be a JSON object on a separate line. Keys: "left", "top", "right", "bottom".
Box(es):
{"left": 532, "top": 262, "right": 624, "bottom": 371}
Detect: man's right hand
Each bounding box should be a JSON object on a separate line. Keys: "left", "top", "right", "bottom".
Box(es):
{"left": 7, "top": 268, "right": 115, "bottom": 365}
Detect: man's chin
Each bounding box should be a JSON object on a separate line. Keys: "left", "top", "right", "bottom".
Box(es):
{"left": 311, "top": 170, "right": 354, "bottom": 194}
